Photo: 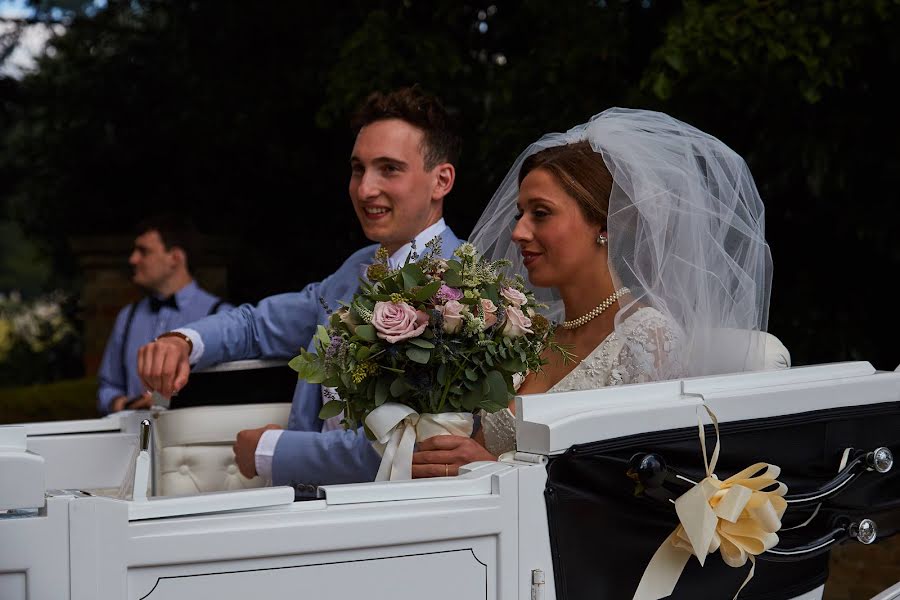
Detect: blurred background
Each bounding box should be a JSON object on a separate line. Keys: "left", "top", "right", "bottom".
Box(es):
{"left": 1, "top": 0, "right": 899, "bottom": 406}
{"left": 1, "top": 1, "right": 899, "bottom": 595}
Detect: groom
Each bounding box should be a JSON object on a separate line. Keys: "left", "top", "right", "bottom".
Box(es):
{"left": 137, "top": 86, "right": 464, "bottom": 496}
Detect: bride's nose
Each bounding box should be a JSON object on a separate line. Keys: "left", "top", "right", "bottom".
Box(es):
{"left": 511, "top": 216, "right": 532, "bottom": 243}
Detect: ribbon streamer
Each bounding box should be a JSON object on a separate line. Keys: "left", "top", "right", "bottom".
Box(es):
{"left": 365, "top": 403, "right": 474, "bottom": 481}
{"left": 633, "top": 405, "right": 787, "bottom": 600}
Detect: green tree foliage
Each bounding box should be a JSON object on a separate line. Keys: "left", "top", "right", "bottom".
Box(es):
{"left": 0, "top": 0, "right": 897, "bottom": 369}
{"left": 640, "top": 0, "right": 900, "bottom": 367}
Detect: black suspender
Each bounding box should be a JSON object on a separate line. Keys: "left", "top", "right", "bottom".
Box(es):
{"left": 118, "top": 295, "right": 225, "bottom": 392}
{"left": 119, "top": 301, "right": 140, "bottom": 391}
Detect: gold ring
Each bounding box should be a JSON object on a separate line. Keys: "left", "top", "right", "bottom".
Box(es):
{"left": 444, "top": 464, "right": 449, "bottom": 477}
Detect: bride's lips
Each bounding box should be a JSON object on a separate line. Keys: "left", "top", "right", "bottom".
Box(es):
{"left": 362, "top": 205, "right": 391, "bottom": 221}
{"left": 521, "top": 251, "right": 541, "bottom": 267}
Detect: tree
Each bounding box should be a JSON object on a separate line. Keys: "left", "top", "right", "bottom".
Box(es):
{"left": 2, "top": 0, "right": 897, "bottom": 369}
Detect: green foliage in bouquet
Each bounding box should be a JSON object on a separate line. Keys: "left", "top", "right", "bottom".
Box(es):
{"left": 290, "top": 239, "right": 570, "bottom": 436}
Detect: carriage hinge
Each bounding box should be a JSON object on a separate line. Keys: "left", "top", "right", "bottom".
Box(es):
{"left": 512, "top": 451, "right": 548, "bottom": 464}
{"left": 531, "top": 569, "right": 545, "bottom": 600}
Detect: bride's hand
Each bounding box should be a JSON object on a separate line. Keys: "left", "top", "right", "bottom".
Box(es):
{"left": 412, "top": 435, "right": 497, "bottom": 478}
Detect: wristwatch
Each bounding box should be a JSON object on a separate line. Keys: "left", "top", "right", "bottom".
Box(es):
{"left": 156, "top": 331, "right": 193, "bottom": 354}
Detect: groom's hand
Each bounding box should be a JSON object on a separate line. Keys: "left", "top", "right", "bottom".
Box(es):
{"left": 137, "top": 335, "right": 191, "bottom": 398}
{"left": 412, "top": 435, "right": 497, "bottom": 478}
{"left": 233, "top": 424, "right": 283, "bottom": 479}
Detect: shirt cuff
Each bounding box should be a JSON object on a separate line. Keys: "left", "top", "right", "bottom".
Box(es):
{"left": 173, "top": 327, "right": 204, "bottom": 364}
{"left": 255, "top": 429, "right": 283, "bottom": 479}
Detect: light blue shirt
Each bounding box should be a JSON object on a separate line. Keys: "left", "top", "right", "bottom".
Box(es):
{"left": 96, "top": 280, "right": 232, "bottom": 414}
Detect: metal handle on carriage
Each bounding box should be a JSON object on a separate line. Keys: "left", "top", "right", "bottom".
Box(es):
{"left": 628, "top": 447, "right": 893, "bottom": 506}
{"left": 758, "top": 517, "right": 878, "bottom": 563}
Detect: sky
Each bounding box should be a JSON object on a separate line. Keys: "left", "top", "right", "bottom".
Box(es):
{"left": 0, "top": 0, "right": 65, "bottom": 78}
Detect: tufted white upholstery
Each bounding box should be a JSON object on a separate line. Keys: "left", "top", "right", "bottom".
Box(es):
{"left": 153, "top": 402, "right": 290, "bottom": 496}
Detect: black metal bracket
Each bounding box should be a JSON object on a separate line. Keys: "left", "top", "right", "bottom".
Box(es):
{"left": 626, "top": 447, "right": 893, "bottom": 506}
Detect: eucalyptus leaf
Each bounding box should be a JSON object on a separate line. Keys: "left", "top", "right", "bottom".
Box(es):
{"left": 408, "top": 337, "right": 435, "bottom": 349}
{"left": 401, "top": 263, "right": 425, "bottom": 285}
{"left": 401, "top": 270, "right": 418, "bottom": 291}
{"left": 485, "top": 370, "right": 508, "bottom": 407}
{"left": 290, "top": 351, "right": 327, "bottom": 384}
{"left": 390, "top": 377, "right": 409, "bottom": 398}
{"left": 443, "top": 271, "right": 463, "bottom": 288}
{"left": 413, "top": 279, "right": 442, "bottom": 301}
{"left": 375, "top": 378, "right": 389, "bottom": 406}
{"left": 437, "top": 363, "right": 447, "bottom": 386}
{"left": 318, "top": 400, "right": 344, "bottom": 420}
{"left": 287, "top": 354, "right": 305, "bottom": 373}
{"left": 355, "top": 324, "right": 378, "bottom": 342}
{"left": 315, "top": 325, "right": 330, "bottom": 347}
{"left": 460, "top": 385, "right": 483, "bottom": 411}
{"left": 482, "top": 283, "right": 500, "bottom": 305}
{"left": 501, "top": 357, "right": 524, "bottom": 372}
{"left": 406, "top": 347, "right": 430, "bottom": 364}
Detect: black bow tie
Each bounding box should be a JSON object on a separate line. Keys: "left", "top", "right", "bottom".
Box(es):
{"left": 149, "top": 295, "right": 178, "bottom": 313}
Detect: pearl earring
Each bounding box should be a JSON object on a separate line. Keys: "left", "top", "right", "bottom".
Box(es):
{"left": 596, "top": 233, "right": 608, "bottom": 246}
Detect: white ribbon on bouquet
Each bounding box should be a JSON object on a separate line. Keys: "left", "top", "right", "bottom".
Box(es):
{"left": 365, "top": 403, "right": 474, "bottom": 481}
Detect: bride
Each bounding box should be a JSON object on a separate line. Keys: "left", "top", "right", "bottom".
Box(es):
{"left": 412, "top": 108, "right": 772, "bottom": 477}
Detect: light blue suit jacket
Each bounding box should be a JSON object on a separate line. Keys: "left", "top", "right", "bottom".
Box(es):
{"left": 188, "top": 229, "right": 462, "bottom": 496}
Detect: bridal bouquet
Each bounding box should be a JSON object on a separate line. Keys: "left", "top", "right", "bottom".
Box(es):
{"left": 290, "top": 239, "right": 566, "bottom": 480}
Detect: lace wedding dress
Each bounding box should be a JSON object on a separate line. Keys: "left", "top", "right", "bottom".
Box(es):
{"left": 481, "top": 307, "right": 685, "bottom": 456}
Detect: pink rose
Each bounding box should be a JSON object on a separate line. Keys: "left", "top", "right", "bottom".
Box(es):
{"left": 372, "top": 301, "right": 429, "bottom": 343}
{"left": 435, "top": 284, "right": 463, "bottom": 303}
{"left": 440, "top": 300, "right": 466, "bottom": 334}
{"left": 502, "top": 306, "right": 534, "bottom": 338}
{"left": 500, "top": 286, "right": 527, "bottom": 307}
{"left": 480, "top": 298, "right": 498, "bottom": 329}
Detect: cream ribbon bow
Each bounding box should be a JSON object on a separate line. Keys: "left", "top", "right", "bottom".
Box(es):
{"left": 365, "top": 402, "right": 474, "bottom": 481}
{"left": 632, "top": 406, "right": 788, "bottom": 600}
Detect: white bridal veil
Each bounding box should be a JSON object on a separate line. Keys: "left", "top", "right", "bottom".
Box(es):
{"left": 470, "top": 108, "right": 773, "bottom": 377}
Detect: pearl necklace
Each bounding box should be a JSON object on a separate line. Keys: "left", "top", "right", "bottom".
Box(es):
{"left": 561, "top": 287, "right": 630, "bottom": 330}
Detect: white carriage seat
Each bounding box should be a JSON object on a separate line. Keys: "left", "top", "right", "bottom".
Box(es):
{"left": 761, "top": 330, "right": 791, "bottom": 369}
{"left": 700, "top": 329, "right": 791, "bottom": 374}
{"left": 153, "top": 402, "right": 290, "bottom": 496}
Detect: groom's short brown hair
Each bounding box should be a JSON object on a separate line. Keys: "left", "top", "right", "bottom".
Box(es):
{"left": 351, "top": 85, "right": 461, "bottom": 170}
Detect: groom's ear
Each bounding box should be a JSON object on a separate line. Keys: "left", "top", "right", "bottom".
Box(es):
{"left": 431, "top": 163, "right": 455, "bottom": 201}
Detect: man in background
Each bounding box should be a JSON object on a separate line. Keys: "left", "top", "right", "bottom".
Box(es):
{"left": 97, "top": 214, "right": 232, "bottom": 414}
